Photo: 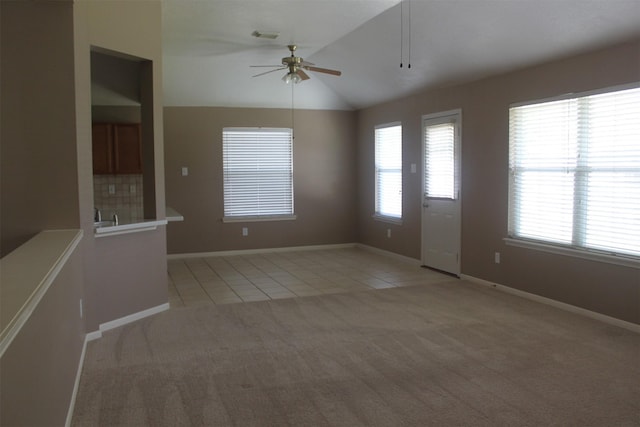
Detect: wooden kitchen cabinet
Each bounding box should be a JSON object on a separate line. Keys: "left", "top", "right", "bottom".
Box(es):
{"left": 92, "top": 123, "right": 142, "bottom": 174}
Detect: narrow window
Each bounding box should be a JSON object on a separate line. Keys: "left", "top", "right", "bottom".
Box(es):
{"left": 374, "top": 123, "right": 402, "bottom": 220}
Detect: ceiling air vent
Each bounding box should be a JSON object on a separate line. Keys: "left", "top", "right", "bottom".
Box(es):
{"left": 251, "top": 30, "right": 279, "bottom": 40}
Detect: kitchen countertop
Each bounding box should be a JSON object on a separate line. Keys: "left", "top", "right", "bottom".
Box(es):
{"left": 94, "top": 218, "right": 167, "bottom": 237}
{"left": 94, "top": 207, "right": 183, "bottom": 238}
{"left": 166, "top": 206, "right": 184, "bottom": 222}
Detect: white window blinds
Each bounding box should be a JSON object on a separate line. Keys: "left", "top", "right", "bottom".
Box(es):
{"left": 222, "top": 128, "right": 293, "bottom": 219}
{"left": 508, "top": 86, "right": 640, "bottom": 258}
{"left": 375, "top": 124, "right": 402, "bottom": 219}
{"left": 424, "top": 122, "right": 456, "bottom": 199}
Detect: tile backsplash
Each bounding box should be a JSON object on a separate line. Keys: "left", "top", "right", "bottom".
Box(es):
{"left": 93, "top": 174, "right": 144, "bottom": 223}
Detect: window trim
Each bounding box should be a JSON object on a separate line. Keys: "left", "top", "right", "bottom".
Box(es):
{"left": 504, "top": 237, "right": 639, "bottom": 269}
{"left": 372, "top": 213, "right": 403, "bottom": 225}
{"left": 507, "top": 82, "right": 640, "bottom": 268}
{"left": 222, "top": 214, "right": 297, "bottom": 223}
{"left": 374, "top": 121, "right": 403, "bottom": 221}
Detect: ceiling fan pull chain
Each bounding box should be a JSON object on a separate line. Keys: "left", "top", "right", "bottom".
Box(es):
{"left": 407, "top": 0, "right": 411, "bottom": 69}
{"left": 400, "top": 0, "right": 412, "bottom": 69}
{"left": 400, "top": 0, "right": 404, "bottom": 68}
{"left": 291, "top": 83, "right": 295, "bottom": 140}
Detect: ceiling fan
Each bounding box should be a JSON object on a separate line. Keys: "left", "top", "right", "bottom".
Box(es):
{"left": 251, "top": 44, "right": 342, "bottom": 84}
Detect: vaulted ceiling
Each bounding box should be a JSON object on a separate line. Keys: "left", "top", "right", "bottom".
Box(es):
{"left": 162, "top": 0, "right": 640, "bottom": 111}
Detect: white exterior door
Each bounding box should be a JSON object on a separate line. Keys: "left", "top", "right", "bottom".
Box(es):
{"left": 421, "top": 110, "right": 462, "bottom": 276}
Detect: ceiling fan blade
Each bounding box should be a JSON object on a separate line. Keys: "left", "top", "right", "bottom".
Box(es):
{"left": 300, "top": 60, "right": 315, "bottom": 67}
{"left": 304, "top": 66, "right": 342, "bottom": 76}
{"left": 252, "top": 67, "right": 286, "bottom": 78}
{"left": 297, "top": 69, "right": 310, "bottom": 81}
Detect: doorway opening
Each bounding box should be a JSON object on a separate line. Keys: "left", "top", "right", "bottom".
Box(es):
{"left": 90, "top": 48, "right": 156, "bottom": 226}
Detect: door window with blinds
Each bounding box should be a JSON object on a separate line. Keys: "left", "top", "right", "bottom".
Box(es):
{"left": 374, "top": 123, "right": 402, "bottom": 221}
{"left": 222, "top": 128, "right": 295, "bottom": 221}
{"left": 424, "top": 115, "right": 460, "bottom": 200}
{"left": 508, "top": 85, "right": 640, "bottom": 260}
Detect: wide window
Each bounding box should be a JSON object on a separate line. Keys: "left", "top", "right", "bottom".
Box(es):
{"left": 222, "top": 127, "right": 294, "bottom": 221}
{"left": 508, "top": 86, "right": 640, "bottom": 260}
{"left": 374, "top": 123, "right": 402, "bottom": 220}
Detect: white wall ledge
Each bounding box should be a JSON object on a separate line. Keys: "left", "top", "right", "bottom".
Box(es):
{"left": 0, "top": 229, "right": 83, "bottom": 357}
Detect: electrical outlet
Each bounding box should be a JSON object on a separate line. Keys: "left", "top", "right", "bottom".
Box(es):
{"left": 181, "top": 167, "right": 189, "bottom": 176}
{"left": 242, "top": 227, "right": 248, "bottom": 236}
{"left": 494, "top": 252, "right": 501, "bottom": 264}
{"left": 129, "top": 184, "right": 136, "bottom": 194}
{"left": 387, "top": 229, "right": 391, "bottom": 238}
{"left": 108, "top": 184, "right": 116, "bottom": 195}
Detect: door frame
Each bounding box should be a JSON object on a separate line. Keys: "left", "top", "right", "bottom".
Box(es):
{"left": 420, "top": 109, "right": 462, "bottom": 275}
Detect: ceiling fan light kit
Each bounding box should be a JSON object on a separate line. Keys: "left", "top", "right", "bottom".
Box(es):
{"left": 251, "top": 44, "right": 342, "bottom": 84}
{"left": 282, "top": 72, "right": 302, "bottom": 84}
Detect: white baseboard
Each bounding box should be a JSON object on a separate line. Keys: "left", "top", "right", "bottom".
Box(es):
{"left": 69, "top": 303, "right": 170, "bottom": 424}
{"left": 461, "top": 274, "right": 640, "bottom": 334}
{"left": 65, "top": 334, "right": 89, "bottom": 427}
{"left": 99, "top": 303, "right": 170, "bottom": 333}
{"left": 85, "top": 330, "right": 102, "bottom": 342}
{"left": 167, "top": 243, "right": 357, "bottom": 260}
{"left": 356, "top": 244, "right": 422, "bottom": 266}
{"left": 86, "top": 302, "right": 170, "bottom": 341}
{"left": 168, "top": 243, "right": 423, "bottom": 266}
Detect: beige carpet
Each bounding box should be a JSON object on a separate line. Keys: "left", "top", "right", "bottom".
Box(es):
{"left": 72, "top": 278, "right": 640, "bottom": 426}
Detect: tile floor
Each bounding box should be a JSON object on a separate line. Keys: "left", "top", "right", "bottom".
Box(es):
{"left": 168, "top": 247, "right": 454, "bottom": 307}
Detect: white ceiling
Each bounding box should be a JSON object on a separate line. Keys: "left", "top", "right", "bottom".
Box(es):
{"left": 162, "top": 0, "right": 640, "bottom": 111}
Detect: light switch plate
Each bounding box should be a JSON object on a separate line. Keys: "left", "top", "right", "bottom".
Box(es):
{"left": 181, "top": 167, "right": 189, "bottom": 176}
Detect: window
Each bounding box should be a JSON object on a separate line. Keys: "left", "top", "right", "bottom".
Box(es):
{"left": 424, "top": 113, "right": 460, "bottom": 200}
{"left": 374, "top": 123, "right": 402, "bottom": 220}
{"left": 222, "top": 128, "right": 294, "bottom": 221}
{"left": 508, "top": 86, "right": 640, "bottom": 260}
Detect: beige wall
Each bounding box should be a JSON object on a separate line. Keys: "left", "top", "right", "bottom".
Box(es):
{"left": 357, "top": 39, "right": 640, "bottom": 324}
{"left": 164, "top": 107, "right": 357, "bottom": 254}
{"left": 74, "top": 0, "right": 167, "bottom": 331}
{"left": 1, "top": 1, "right": 168, "bottom": 423}
{"left": 92, "top": 105, "right": 141, "bottom": 123}
{"left": 1, "top": 245, "right": 84, "bottom": 426}
{"left": 0, "top": 0, "right": 80, "bottom": 256}
{"left": 0, "top": 3, "right": 86, "bottom": 424}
